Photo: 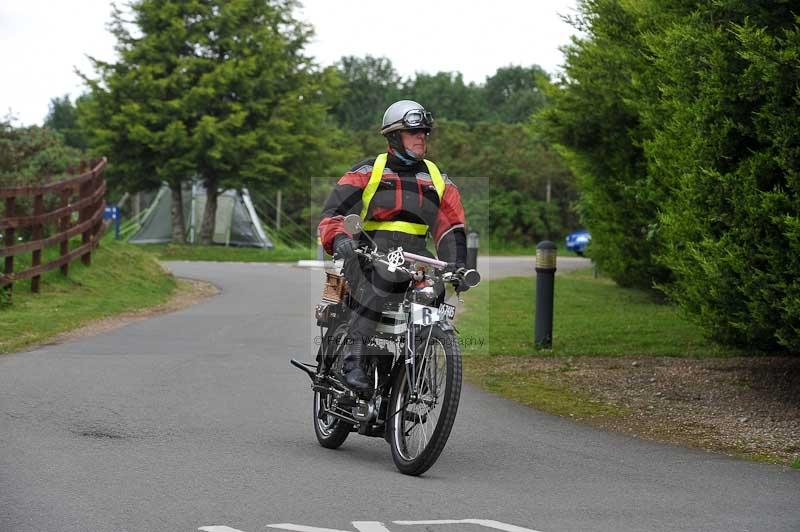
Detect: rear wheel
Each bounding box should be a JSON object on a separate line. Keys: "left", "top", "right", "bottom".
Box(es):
{"left": 313, "top": 322, "right": 351, "bottom": 448}
{"left": 388, "top": 326, "right": 461, "bottom": 476}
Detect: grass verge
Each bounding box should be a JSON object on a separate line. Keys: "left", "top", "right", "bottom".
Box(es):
{"left": 0, "top": 238, "right": 177, "bottom": 354}
{"left": 458, "top": 268, "right": 740, "bottom": 358}
{"left": 137, "top": 242, "right": 315, "bottom": 262}
{"left": 455, "top": 270, "right": 800, "bottom": 466}
{"left": 457, "top": 268, "right": 737, "bottom": 424}
{"left": 463, "top": 355, "right": 631, "bottom": 419}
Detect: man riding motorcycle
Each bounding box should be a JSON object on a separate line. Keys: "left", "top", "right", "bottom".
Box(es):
{"left": 318, "top": 100, "right": 468, "bottom": 392}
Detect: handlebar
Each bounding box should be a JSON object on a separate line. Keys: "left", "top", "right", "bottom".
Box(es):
{"left": 400, "top": 251, "right": 449, "bottom": 270}
{"left": 352, "top": 247, "right": 481, "bottom": 289}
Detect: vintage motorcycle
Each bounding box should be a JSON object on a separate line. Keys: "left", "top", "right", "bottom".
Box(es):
{"left": 291, "top": 214, "right": 480, "bottom": 476}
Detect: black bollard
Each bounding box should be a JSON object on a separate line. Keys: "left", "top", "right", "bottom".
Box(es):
{"left": 535, "top": 240, "right": 557, "bottom": 349}
{"left": 466, "top": 230, "right": 479, "bottom": 270}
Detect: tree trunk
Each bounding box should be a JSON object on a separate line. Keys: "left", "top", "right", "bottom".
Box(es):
{"left": 133, "top": 192, "right": 141, "bottom": 221}
{"left": 170, "top": 183, "right": 186, "bottom": 244}
{"left": 200, "top": 177, "right": 218, "bottom": 245}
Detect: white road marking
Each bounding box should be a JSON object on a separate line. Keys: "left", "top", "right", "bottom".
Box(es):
{"left": 266, "top": 525, "right": 356, "bottom": 532}
{"left": 352, "top": 522, "right": 394, "bottom": 532}
{"left": 393, "top": 519, "right": 542, "bottom": 532}
{"left": 266, "top": 524, "right": 392, "bottom": 532}
{"left": 209, "top": 520, "right": 542, "bottom": 532}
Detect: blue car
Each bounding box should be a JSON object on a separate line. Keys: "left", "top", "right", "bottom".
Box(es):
{"left": 565, "top": 229, "right": 591, "bottom": 256}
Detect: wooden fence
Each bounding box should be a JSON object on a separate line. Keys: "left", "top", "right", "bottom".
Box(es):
{"left": 0, "top": 158, "right": 107, "bottom": 297}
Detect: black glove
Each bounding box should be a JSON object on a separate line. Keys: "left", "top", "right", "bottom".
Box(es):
{"left": 453, "top": 264, "right": 470, "bottom": 293}
{"left": 444, "top": 262, "right": 466, "bottom": 273}
{"left": 333, "top": 234, "right": 357, "bottom": 261}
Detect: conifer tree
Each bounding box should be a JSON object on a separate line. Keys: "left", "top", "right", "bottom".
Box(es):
{"left": 81, "top": 0, "right": 340, "bottom": 243}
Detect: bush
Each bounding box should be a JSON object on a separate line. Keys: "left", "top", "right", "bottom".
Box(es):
{"left": 0, "top": 121, "right": 85, "bottom": 239}
{"left": 653, "top": 9, "right": 800, "bottom": 351}
{"left": 464, "top": 189, "right": 562, "bottom": 246}
{"left": 0, "top": 121, "right": 82, "bottom": 185}
{"left": 542, "top": 1, "right": 800, "bottom": 351}
{"left": 539, "top": 0, "right": 674, "bottom": 289}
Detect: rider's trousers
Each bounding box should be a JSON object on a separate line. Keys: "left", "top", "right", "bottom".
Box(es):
{"left": 342, "top": 246, "right": 435, "bottom": 342}
{"left": 342, "top": 255, "right": 404, "bottom": 341}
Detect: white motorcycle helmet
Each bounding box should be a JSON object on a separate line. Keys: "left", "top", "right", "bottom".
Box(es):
{"left": 380, "top": 100, "right": 433, "bottom": 163}
{"left": 381, "top": 100, "right": 434, "bottom": 135}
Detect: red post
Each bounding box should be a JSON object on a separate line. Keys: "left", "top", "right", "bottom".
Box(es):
{"left": 31, "top": 193, "right": 44, "bottom": 293}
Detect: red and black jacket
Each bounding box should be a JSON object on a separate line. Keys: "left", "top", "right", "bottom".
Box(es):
{"left": 318, "top": 152, "right": 467, "bottom": 265}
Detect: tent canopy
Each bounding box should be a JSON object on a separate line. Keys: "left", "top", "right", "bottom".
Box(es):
{"left": 129, "top": 181, "right": 273, "bottom": 248}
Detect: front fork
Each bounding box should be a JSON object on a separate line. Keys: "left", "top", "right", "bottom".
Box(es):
{"left": 403, "top": 302, "right": 436, "bottom": 398}
{"left": 402, "top": 302, "right": 414, "bottom": 397}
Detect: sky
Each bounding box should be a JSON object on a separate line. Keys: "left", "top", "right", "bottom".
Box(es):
{"left": 0, "top": 0, "right": 579, "bottom": 127}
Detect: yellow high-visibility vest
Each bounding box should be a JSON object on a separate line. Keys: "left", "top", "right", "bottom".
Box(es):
{"left": 359, "top": 153, "right": 445, "bottom": 235}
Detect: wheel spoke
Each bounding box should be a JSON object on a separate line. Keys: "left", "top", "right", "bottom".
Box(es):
{"left": 415, "top": 351, "right": 429, "bottom": 388}
{"left": 426, "top": 404, "right": 439, "bottom": 428}
{"left": 390, "top": 399, "right": 412, "bottom": 421}
{"left": 419, "top": 411, "right": 428, "bottom": 450}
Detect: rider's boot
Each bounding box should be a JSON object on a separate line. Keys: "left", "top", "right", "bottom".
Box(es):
{"left": 342, "top": 340, "right": 371, "bottom": 393}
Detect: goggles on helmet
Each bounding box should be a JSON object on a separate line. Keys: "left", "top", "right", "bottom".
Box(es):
{"left": 398, "top": 109, "right": 433, "bottom": 130}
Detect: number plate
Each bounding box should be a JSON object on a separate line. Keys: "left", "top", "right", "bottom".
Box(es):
{"left": 438, "top": 303, "right": 456, "bottom": 320}
{"left": 410, "top": 303, "right": 455, "bottom": 325}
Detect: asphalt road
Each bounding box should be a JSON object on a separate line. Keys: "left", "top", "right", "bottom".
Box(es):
{"left": 1, "top": 257, "right": 798, "bottom": 532}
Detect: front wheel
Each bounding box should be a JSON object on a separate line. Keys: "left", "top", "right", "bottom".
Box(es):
{"left": 388, "top": 326, "right": 462, "bottom": 476}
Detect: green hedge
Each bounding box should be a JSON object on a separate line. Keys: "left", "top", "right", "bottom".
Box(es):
{"left": 652, "top": 8, "right": 800, "bottom": 350}
{"left": 543, "top": 1, "right": 800, "bottom": 351}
